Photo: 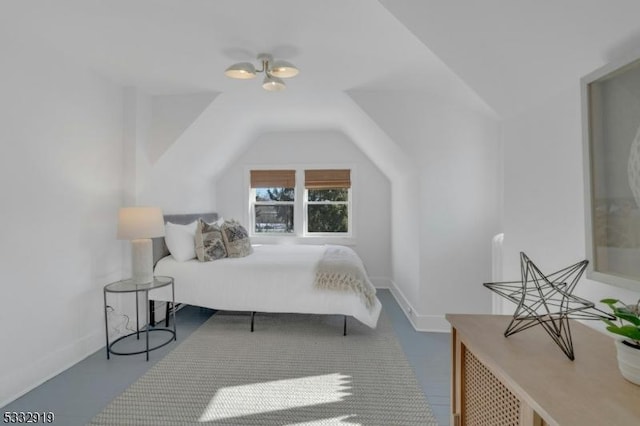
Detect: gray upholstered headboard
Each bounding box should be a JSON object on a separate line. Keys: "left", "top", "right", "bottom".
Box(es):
{"left": 152, "top": 212, "right": 218, "bottom": 266}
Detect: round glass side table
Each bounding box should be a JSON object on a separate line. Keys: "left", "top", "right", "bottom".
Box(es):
{"left": 103, "top": 276, "right": 176, "bottom": 361}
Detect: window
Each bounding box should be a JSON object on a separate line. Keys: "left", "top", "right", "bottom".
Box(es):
{"left": 305, "top": 169, "right": 351, "bottom": 235}
{"left": 249, "top": 168, "right": 352, "bottom": 238}
{"left": 250, "top": 170, "right": 295, "bottom": 233}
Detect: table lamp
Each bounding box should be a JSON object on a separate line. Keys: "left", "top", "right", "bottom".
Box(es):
{"left": 117, "top": 207, "right": 165, "bottom": 284}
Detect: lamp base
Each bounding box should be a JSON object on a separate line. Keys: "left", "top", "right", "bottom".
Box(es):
{"left": 131, "top": 239, "right": 153, "bottom": 284}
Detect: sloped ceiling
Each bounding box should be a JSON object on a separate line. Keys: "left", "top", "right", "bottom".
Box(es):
{"left": 379, "top": 0, "right": 640, "bottom": 117}
{"left": 0, "top": 0, "right": 489, "bottom": 114}
{"left": 4, "top": 1, "right": 640, "bottom": 119}
{"left": 138, "top": 90, "right": 416, "bottom": 209}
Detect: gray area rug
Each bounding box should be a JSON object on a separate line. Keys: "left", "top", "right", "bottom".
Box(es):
{"left": 91, "top": 310, "right": 438, "bottom": 425}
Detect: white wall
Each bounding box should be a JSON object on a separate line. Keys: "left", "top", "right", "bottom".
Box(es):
{"left": 0, "top": 40, "right": 123, "bottom": 405}
{"left": 502, "top": 85, "right": 640, "bottom": 320}
{"left": 349, "top": 91, "right": 501, "bottom": 329}
{"left": 215, "top": 130, "right": 392, "bottom": 282}
{"left": 123, "top": 88, "right": 152, "bottom": 206}
{"left": 149, "top": 93, "right": 218, "bottom": 165}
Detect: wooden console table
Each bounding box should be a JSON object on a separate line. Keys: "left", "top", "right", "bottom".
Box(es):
{"left": 446, "top": 314, "right": 640, "bottom": 426}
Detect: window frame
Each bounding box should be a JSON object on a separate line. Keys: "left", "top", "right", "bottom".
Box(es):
{"left": 246, "top": 165, "right": 355, "bottom": 242}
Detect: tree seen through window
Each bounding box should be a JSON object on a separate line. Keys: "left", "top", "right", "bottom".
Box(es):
{"left": 307, "top": 188, "right": 349, "bottom": 233}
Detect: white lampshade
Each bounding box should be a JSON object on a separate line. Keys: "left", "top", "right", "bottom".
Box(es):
{"left": 224, "top": 62, "right": 257, "bottom": 79}
{"left": 262, "top": 75, "right": 286, "bottom": 91}
{"left": 269, "top": 60, "right": 299, "bottom": 78}
{"left": 117, "top": 207, "right": 165, "bottom": 240}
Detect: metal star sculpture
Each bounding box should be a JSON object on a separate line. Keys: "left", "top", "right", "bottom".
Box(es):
{"left": 484, "top": 252, "right": 614, "bottom": 360}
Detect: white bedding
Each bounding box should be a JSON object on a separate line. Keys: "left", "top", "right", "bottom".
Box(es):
{"left": 152, "top": 244, "right": 381, "bottom": 328}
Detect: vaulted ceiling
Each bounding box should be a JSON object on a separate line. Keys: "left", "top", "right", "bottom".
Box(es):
{"left": 379, "top": 0, "right": 640, "bottom": 117}
{"left": 2, "top": 0, "right": 640, "bottom": 118}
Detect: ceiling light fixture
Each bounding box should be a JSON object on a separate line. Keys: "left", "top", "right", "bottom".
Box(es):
{"left": 262, "top": 75, "right": 286, "bottom": 92}
{"left": 225, "top": 54, "right": 299, "bottom": 91}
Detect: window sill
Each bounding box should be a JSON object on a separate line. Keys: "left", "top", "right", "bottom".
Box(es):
{"left": 250, "top": 234, "right": 356, "bottom": 246}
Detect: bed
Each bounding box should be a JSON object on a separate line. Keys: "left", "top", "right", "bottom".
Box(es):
{"left": 149, "top": 213, "right": 381, "bottom": 333}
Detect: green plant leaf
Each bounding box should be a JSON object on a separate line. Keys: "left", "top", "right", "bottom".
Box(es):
{"left": 606, "top": 325, "right": 640, "bottom": 341}
{"left": 613, "top": 310, "right": 640, "bottom": 326}
{"left": 602, "top": 319, "right": 617, "bottom": 328}
{"left": 601, "top": 298, "right": 619, "bottom": 305}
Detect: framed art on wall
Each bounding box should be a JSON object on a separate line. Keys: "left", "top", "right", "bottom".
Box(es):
{"left": 582, "top": 53, "right": 640, "bottom": 291}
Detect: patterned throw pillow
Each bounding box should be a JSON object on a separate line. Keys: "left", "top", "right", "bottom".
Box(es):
{"left": 221, "top": 220, "right": 253, "bottom": 258}
{"left": 195, "top": 219, "right": 227, "bottom": 262}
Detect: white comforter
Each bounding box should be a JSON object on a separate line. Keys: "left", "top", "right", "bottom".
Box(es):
{"left": 152, "top": 244, "right": 381, "bottom": 328}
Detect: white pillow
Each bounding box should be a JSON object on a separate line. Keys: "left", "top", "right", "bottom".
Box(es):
{"left": 164, "top": 221, "right": 198, "bottom": 261}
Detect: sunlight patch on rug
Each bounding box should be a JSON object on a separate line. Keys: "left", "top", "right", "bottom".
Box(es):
{"left": 199, "top": 373, "right": 353, "bottom": 422}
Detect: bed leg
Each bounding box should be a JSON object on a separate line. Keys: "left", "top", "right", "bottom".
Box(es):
{"left": 343, "top": 315, "right": 347, "bottom": 336}
{"left": 149, "top": 300, "right": 155, "bottom": 327}
{"left": 251, "top": 311, "right": 255, "bottom": 332}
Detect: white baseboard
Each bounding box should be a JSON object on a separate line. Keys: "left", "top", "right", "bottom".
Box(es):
{"left": 385, "top": 280, "right": 449, "bottom": 333}
{"left": 370, "top": 276, "right": 392, "bottom": 289}
{"left": 0, "top": 329, "right": 104, "bottom": 408}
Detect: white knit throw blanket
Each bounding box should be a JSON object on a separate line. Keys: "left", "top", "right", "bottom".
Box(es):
{"left": 314, "top": 245, "right": 376, "bottom": 310}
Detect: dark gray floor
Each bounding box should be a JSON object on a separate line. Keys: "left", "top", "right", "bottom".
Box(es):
{"left": 2, "top": 289, "right": 450, "bottom": 425}
{"left": 378, "top": 290, "right": 451, "bottom": 425}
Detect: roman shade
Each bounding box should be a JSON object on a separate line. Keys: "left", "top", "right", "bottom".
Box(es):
{"left": 305, "top": 169, "right": 351, "bottom": 189}
{"left": 250, "top": 170, "right": 296, "bottom": 188}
